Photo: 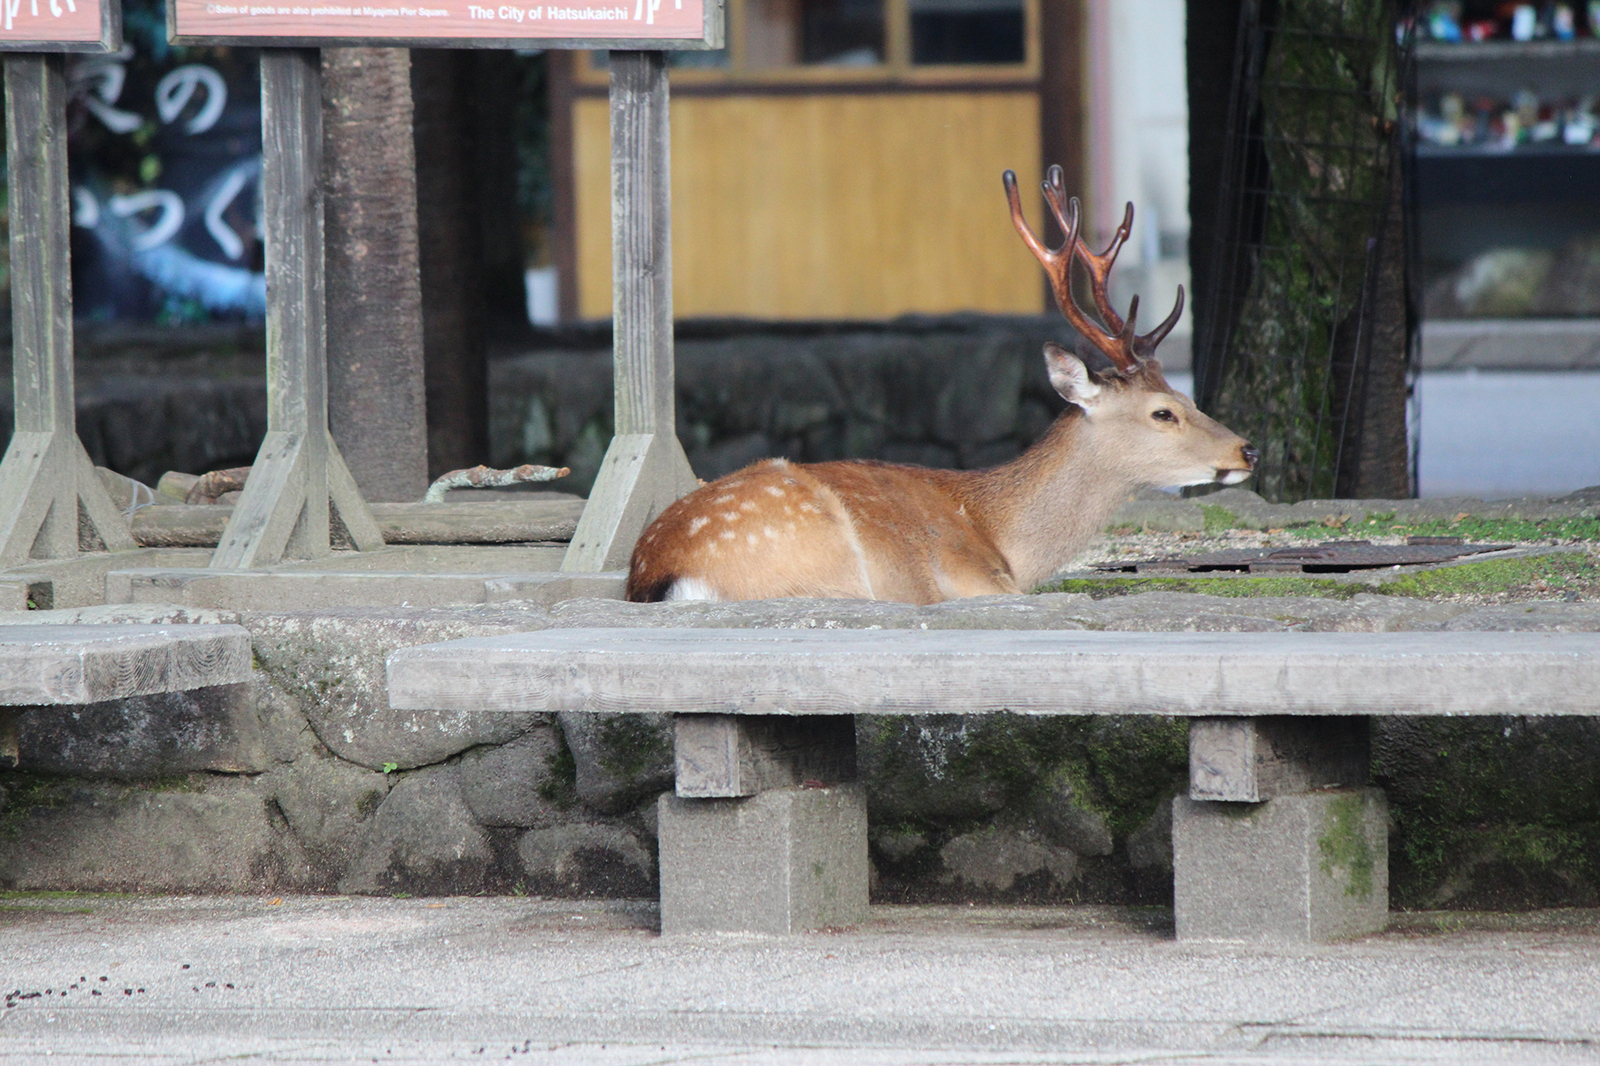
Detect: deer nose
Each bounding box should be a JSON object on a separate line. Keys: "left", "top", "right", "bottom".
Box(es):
{"left": 1241, "top": 445, "right": 1260, "bottom": 469}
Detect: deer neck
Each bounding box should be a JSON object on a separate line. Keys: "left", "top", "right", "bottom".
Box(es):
{"left": 961, "top": 412, "right": 1142, "bottom": 591}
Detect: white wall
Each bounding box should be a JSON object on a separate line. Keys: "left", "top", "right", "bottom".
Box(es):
{"left": 1085, "top": 0, "right": 1192, "bottom": 356}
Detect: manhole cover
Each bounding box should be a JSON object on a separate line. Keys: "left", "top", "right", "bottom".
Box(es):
{"left": 1097, "top": 537, "right": 1516, "bottom": 575}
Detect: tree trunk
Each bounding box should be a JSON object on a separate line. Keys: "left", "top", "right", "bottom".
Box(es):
{"left": 411, "top": 49, "right": 489, "bottom": 479}
{"left": 1336, "top": 159, "right": 1412, "bottom": 499}
{"left": 322, "top": 47, "right": 429, "bottom": 503}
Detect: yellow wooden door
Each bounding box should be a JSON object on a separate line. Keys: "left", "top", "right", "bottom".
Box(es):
{"left": 574, "top": 91, "right": 1045, "bottom": 319}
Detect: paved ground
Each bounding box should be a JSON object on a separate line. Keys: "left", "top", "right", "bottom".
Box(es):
{"left": 2, "top": 897, "right": 1597, "bottom": 1065}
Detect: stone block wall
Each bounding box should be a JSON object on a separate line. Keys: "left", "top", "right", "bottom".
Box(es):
{"left": 2, "top": 317, "right": 1082, "bottom": 494}
{"left": 490, "top": 318, "right": 1083, "bottom": 496}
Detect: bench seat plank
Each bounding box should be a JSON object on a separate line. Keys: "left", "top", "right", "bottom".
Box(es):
{"left": 0, "top": 624, "right": 253, "bottom": 705}
{"left": 388, "top": 628, "right": 1600, "bottom": 718}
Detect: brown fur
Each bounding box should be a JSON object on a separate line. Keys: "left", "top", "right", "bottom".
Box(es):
{"left": 625, "top": 355, "right": 1255, "bottom": 605}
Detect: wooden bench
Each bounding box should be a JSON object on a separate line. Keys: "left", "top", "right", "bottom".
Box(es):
{"left": 387, "top": 628, "right": 1600, "bottom": 942}
{"left": 0, "top": 624, "right": 254, "bottom": 769}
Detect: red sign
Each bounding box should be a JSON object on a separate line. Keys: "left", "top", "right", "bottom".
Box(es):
{"left": 0, "top": 0, "right": 116, "bottom": 49}
{"left": 169, "top": 0, "right": 715, "bottom": 45}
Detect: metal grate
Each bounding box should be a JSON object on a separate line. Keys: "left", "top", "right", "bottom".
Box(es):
{"left": 1096, "top": 537, "right": 1513, "bottom": 575}
{"left": 1193, "top": 0, "right": 1418, "bottom": 502}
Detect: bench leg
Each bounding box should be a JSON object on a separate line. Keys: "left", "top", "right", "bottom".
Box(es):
{"left": 1174, "top": 716, "right": 1387, "bottom": 943}
{"left": 658, "top": 714, "right": 867, "bottom": 935}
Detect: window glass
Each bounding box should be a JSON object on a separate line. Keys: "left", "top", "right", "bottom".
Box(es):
{"left": 744, "top": 0, "right": 801, "bottom": 68}
{"left": 910, "top": 0, "right": 1024, "bottom": 64}
{"left": 800, "top": 0, "right": 885, "bottom": 65}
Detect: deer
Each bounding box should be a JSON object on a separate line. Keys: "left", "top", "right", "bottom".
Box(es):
{"left": 625, "top": 165, "right": 1258, "bottom": 605}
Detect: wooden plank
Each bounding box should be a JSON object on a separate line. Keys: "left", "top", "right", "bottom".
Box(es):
{"left": 109, "top": 566, "right": 575, "bottom": 611}
{"left": 386, "top": 628, "right": 1600, "bottom": 719}
{"left": 0, "top": 624, "right": 252, "bottom": 705}
{"left": 1189, "top": 716, "right": 1370, "bottom": 802}
{"left": 561, "top": 433, "right": 697, "bottom": 570}
{"left": 574, "top": 92, "right": 1043, "bottom": 318}
{"left": 562, "top": 51, "right": 697, "bottom": 573}
{"left": 211, "top": 431, "right": 307, "bottom": 568}
{"left": 327, "top": 438, "right": 386, "bottom": 552}
{"left": 675, "top": 713, "right": 857, "bottom": 798}
{"left": 214, "top": 50, "right": 381, "bottom": 568}
{"left": 0, "top": 55, "right": 133, "bottom": 564}
{"left": 131, "top": 498, "right": 584, "bottom": 548}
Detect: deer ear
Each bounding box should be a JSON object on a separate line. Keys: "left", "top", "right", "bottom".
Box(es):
{"left": 1044, "top": 342, "right": 1102, "bottom": 411}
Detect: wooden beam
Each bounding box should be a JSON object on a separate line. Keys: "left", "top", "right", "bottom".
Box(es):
{"left": 0, "top": 55, "right": 135, "bottom": 565}
{"left": 212, "top": 49, "right": 382, "bottom": 568}
{"left": 561, "top": 50, "right": 697, "bottom": 573}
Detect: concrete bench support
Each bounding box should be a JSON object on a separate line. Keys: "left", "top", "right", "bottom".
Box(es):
{"left": 662, "top": 713, "right": 866, "bottom": 935}
{"left": 1176, "top": 716, "right": 1387, "bottom": 943}
{"left": 659, "top": 782, "right": 869, "bottom": 936}
{"left": 674, "top": 714, "right": 856, "bottom": 798}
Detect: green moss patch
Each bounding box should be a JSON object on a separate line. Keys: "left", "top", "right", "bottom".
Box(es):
{"left": 1039, "top": 550, "right": 1598, "bottom": 602}
{"left": 1041, "top": 574, "right": 1360, "bottom": 600}
{"left": 1318, "top": 793, "right": 1377, "bottom": 900}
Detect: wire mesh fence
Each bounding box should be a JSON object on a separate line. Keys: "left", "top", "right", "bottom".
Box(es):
{"left": 1194, "top": 0, "right": 1416, "bottom": 502}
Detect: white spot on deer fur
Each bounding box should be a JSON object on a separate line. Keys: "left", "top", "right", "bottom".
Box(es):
{"left": 764, "top": 485, "right": 785, "bottom": 497}
{"left": 687, "top": 516, "right": 709, "bottom": 536}
{"left": 665, "top": 576, "right": 719, "bottom": 602}
{"left": 739, "top": 500, "right": 757, "bottom": 512}
{"left": 800, "top": 502, "right": 822, "bottom": 514}
{"left": 720, "top": 530, "right": 736, "bottom": 540}
{"left": 746, "top": 533, "right": 759, "bottom": 545}
{"left": 722, "top": 512, "right": 740, "bottom": 523}
{"left": 713, "top": 494, "right": 735, "bottom": 504}
{"left": 763, "top": 526, "right": 778, "bottom": 539}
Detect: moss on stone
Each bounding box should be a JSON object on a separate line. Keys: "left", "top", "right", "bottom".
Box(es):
{"left": 1317, "top": 792, "right": 1376, "bottom": 900}
{"left": 1038, "top": 550, "right": 1596, "bottom": 602}
{"left": 1201, "top": 504, "right": 1240, "bottom": 533}
{"left": 1375, "top": 717, "right": 1600, "bottom": 909}
{"left": 1039, "top": 575, "right": 1360, "bottom": 599}
{"left": 593, "top": 716, "right": 671, "bottom": 783}
{"left": 537, "top": 728, "right": 579, "bottom": 809}
{"left": 1372, "top": 552, "right": 1596, "bottom": 599}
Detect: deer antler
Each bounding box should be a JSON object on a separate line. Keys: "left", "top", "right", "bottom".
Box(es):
{"left": 1004, "top": 165, "right": 1186, "bottom": 372}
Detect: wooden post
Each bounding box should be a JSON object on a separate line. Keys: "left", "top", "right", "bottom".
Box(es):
{"left": 211, "top": 49, "right": 383, "bottom": 568}
{"left": 0, "top": 54, "right": 135, "bottom": 566}
{"left": 561, "top": 50, "right": 698, "bottom": 574}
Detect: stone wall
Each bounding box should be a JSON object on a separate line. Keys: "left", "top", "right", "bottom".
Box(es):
{"left": 4, "top": 592, "right": 1600, "bottom": 909}
{"left": 490, "top": 318, "right": 1083, "bottom": 496}
{"left": 3, "top": 318, "right": 1083, "bottom": 493}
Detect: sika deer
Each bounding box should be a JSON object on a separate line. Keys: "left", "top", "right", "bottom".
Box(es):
{"left": 625, "top": 166, "right": 1257, "bottom": 604}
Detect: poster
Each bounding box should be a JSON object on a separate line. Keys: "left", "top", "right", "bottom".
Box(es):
{"left": 169, "top": 0, "right": 713, "bottom": 45}
{"left": 0, "top": 0, "right": 117, "bottom": 49}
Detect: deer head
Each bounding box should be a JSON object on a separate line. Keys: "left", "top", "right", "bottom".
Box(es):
{"left": 1003, "top": 165, "right": 1258, "bottom": 490}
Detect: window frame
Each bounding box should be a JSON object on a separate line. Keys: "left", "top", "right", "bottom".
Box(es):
{"left": 574, "top": 0, "right": 1039, "bottom": 88}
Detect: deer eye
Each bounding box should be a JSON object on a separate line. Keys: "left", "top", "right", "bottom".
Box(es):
{"left": 1152, "top": 408, "right": 1178, "bottom": 423}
